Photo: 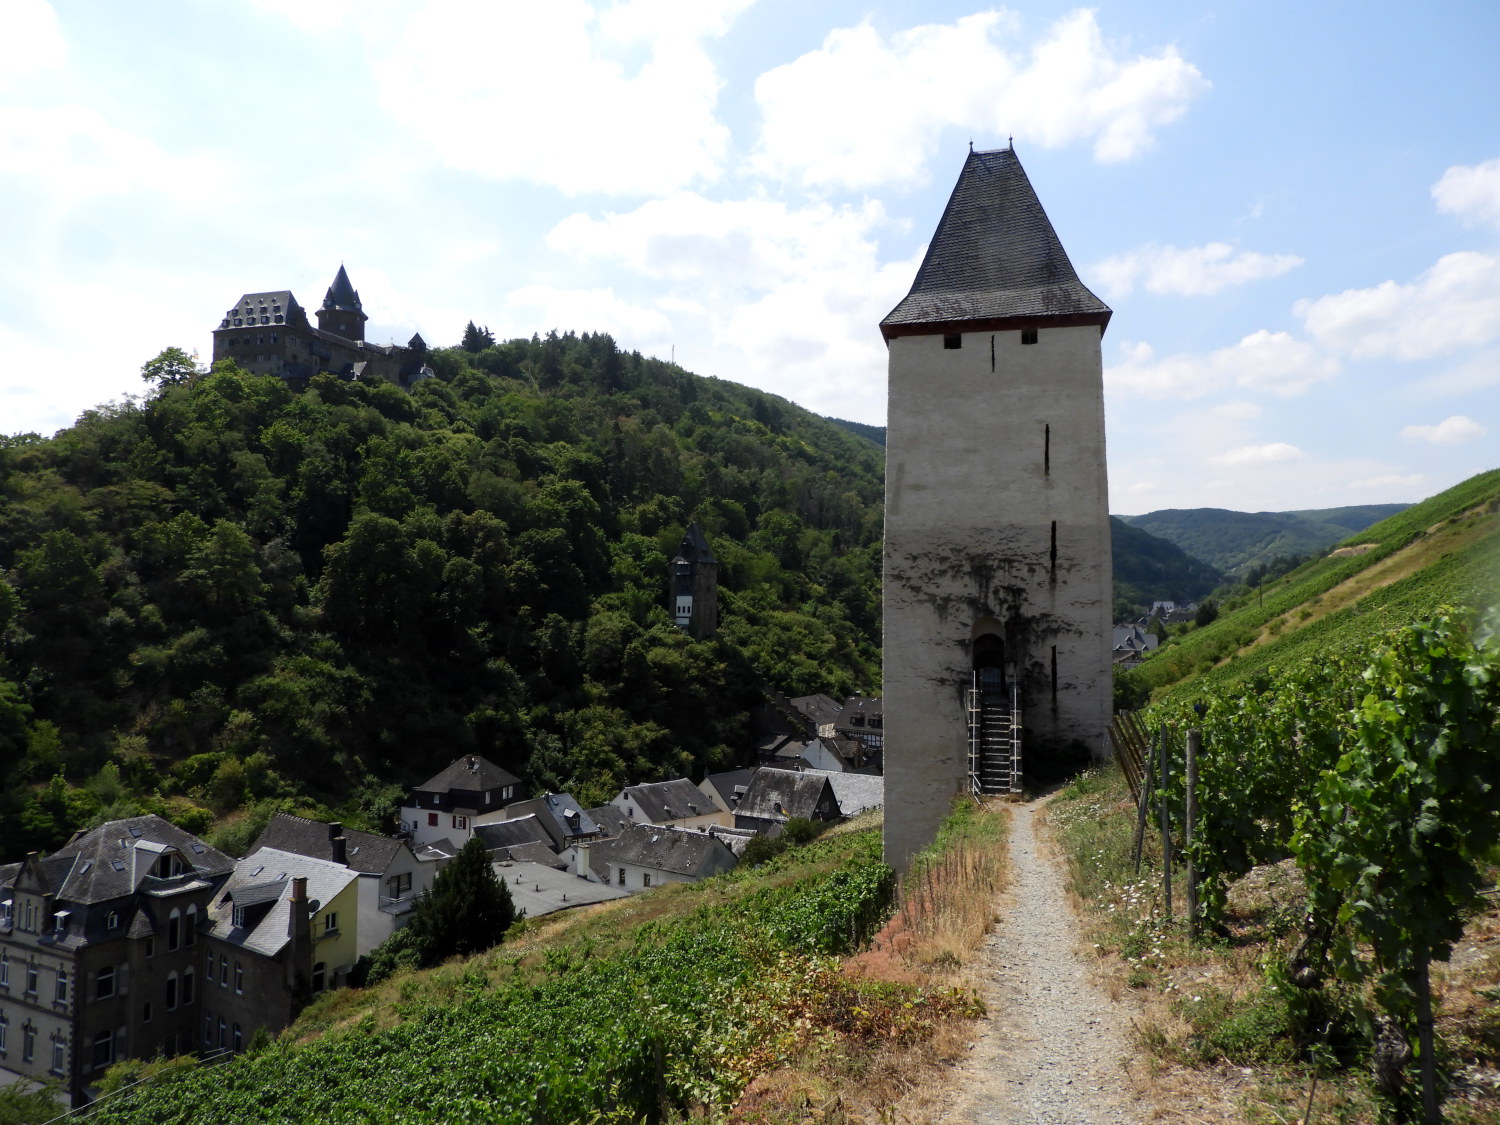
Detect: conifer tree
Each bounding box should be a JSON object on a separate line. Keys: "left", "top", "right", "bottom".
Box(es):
{"left": 407, "top": 836, "right": 516, "bottom": 964}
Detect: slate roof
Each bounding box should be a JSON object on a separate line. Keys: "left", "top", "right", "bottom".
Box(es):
{"left": 323, "top": 265, "right": 362, "bottom": 311}
{"left": 217, "top": 290, "right": 307, "bottom": 331}
{"left": 881, "top": 147, "right": 1110, "bottom": 339}
{"left": 206, "top": 847, "right": 359, "bottom": 959}
{"left": 500, "top": 794, "right": 599, "bottom": 849}
{"left": 790, "top": 694, "right": 843, "bottom": 728}
{"left": 585, "top": 805, "right": 630, "bottom": 839}
{"left": 14, "top": 814, "right": 235, "bottom": 905}
{"left": 252, "top": 813, "right": 404, "bottom": 876}
{"left": 595, "top": 824, "right": 737, "bottom": 878}
{"left": 803, "top": 769, "right": 885, "bottom": 817}
{"left": 619, "top": 778, "right": 715, "bottom": 823}
{"left": 675, "top": 522, "right": 717, "bottom": 565}
{"left": 416, "top": 755, "right": 521, "bottom": 797}
{"left": 491, "top": 841, "right": 567, "bottom": 868}
{"left": 700, "top": 769, "right": 757, "bottom": 813}
{"left": 735, "top": 769, "right": 841, "bottom": 823}
{"left": 473, "top": 816, "right": 556, "bottom": 854}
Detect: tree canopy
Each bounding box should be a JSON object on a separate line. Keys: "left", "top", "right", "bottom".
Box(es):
{"left": 407, "top": 836, "right": 517, "bottom": 964}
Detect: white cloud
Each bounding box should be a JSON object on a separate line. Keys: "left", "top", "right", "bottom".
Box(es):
{"left": 1399, "top": 415, "right": 1487, "bottom": 445}
{"left": 598, "top": 0, "right": 754, "bottom": 43}
{"left": 751, "top": 9, "right": 1208, "bottom": 190}
{"left": 0, "top": 105, "right": 227, "bottom": 204}
{"left": 504, "top": 285, "right": 674, "bottom": 345}
{"left": 372, "top": 0, "right": 737, "bottom": 195}
{"left": 1349, "top": 473, "right": 1426, "bottom": 492}
{"left": 1208, "top": 442, "right": 1305, "bottom": 467}
{"left": 1211, "top": 400, "right": 1262, "bottom": 419}
{"left": 1296, "top": 251, "right": 1500, "bottom": 360}
{"left": 1, "top": 0, "right": 65, "bottom": 90}
{"left": 1106, "top": 330, "right": 1339, "bottom": 399}
{"left": 1432, "top": 157, "right": 1500, "bottom": 232}
{"left": 1090, "top": 241, "right": 1302, "bottom": 298}
{"left": 248, "top": 0, "right": 354, "bottom": 32}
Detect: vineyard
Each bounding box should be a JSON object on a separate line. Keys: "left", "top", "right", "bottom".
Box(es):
{"left": 80, "top": 821, "right": 992, "bottom": 1124}
{"left": 1132, "top": 606, "right": 1500, "bottom": 1122}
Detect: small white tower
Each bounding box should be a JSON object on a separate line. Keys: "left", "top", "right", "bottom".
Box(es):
{"left": 881, "top": 147, "right": 1113, "bottom": 869}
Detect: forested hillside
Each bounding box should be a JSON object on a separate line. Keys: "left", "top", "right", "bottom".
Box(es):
{"left": 1108, "top": 516, "right": 1222, "bottom": 617}
{"left": 1120, "top": 502, "right": 1409, "bottom": 575}
{"left": 0, "top": 332, "right": 884, "bottom": 856}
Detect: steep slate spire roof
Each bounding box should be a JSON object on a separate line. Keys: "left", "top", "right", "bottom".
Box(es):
{"left": 677, "top": 522, "right": 717, "bottom": 565}
{"left": 323, "top": 264, "right": 362, "bottom": 311}
{"left": 880, "top": 147, "right": 1110, "bottom": 340}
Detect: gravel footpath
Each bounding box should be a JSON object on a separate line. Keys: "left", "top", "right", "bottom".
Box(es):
{"left": 939, "top": 797, "right": 1146, "bottom": 1125}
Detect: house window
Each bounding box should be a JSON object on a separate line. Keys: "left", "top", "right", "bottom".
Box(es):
{"left": 185, "top": 904, "right": 198, "bottom": 945}
{"left": 183, "top": 968, "right": 195, "bottom": 1005}
{"left": 312, "top": 962, "right": 326, "bottom": 993}
{"left": 617, "top": 868, "right": 625, "bottom": 886}
{"left": 1021, "top": 327, "right": 1038, "bottom": 345}
{"left": 90, "top": 1029, "right": 112, "bottom": 1070}
{"left": 0, "top": 954, "right": 7, "bottom": 988}
{"left": 143, "top": 1002, "right": 152, "bottom": 1024}
{"left": 165, "top": 973, "right": 178, "bottom": 1010}
{"left": 234, "top": 962, "right": 243, "bottom": 993}
{"left": 386, "top": 872, "right": 412, "bottom": 899}
{"left": 55, "top": 968, "right": 67, "bottom": 1005}
{"left": 452, "top": 815, "right": 467, "bottom": 830}
{"left": 204, "top": 1013, "right": 213, "bottom": 1045}
{"left": 50, "top": 1036, "right": 65, "bottom": 1076}
{"left": 218, "top": 1018, "right": 226, "bottom": 1049}
{"left": 323, "top": 912, "right": 338, "bottom": 936}
{"left": 96, "top": 966, "right": 115, "bottom": 999}
{"left": 167, "top": 908, "right": 181, "bottom": 951}
{"left": 943, "top": 334, "right": 962, "bottom": 349}
{"left": 427, "top": 813, "right": 438, "bottom": 827}
{"left": 233, "top": 1023, "right": 242, "bottom": 1052}
{"left": 220, "top": 956, "right": 229, "bottom": 986}
{"left": 24, "top": 962, "right": 36, "bottom": 996}
{"left": 0, "top": 1013, "right": 6, "bottom": 1054}
{"left": 23, "top": 1023, "right": 36, "bottom": 1063}
{"left": 106, "top": 911, "right": 119, "bottom": 931}
{"left": 643, "top": 873, "right": 652, "bottom": 887}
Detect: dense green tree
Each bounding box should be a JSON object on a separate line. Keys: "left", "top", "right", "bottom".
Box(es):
{"left": 406, "top": 836, "right": 517, "bottom": 965}
{"left": 140, "top": 346, "right": 199, "bottom": 387}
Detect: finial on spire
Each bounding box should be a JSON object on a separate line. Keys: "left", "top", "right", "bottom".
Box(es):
{"left": 968, "top": 139, "right": 974, "bottom": 153}
{"left": 1008, "top": 136, "right": 1013, "bottom": 150}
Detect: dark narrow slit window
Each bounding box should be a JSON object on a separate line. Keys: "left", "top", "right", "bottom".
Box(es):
{"left": 1050, "top": 646, "right": 1058, "bottom": 709}
{"left": 1049, "top": 520, "right": 1057, "bottom": 578}
{"left": 1021, "top": 327, "right": 1038, "bottom": 345}
{"left": 1044, "top": 423, "right": 1050, "bottom": 476}
{"left": 943, "top": 334, "right": 962, "bottom": 350}
{"left": 990, "top": 334, "right": 996, "bottom": 372}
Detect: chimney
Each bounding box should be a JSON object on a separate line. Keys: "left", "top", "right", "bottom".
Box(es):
{"left": 327, "top": 822, "right": 342, "bottom": 841}
{"left": 286, "top": 877, "right": 312, "bottom": 1001}
{"left": 331, "top": 836, "right": 348, "bottom": 866}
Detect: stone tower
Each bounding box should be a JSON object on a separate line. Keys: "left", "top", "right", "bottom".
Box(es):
{"left": 880, "top": 146, "right": 1113, "bottom": 869}
{"left": 669, "top": 523, "right": 718, "bottom": 640}
{"left": 316, "top": 264, "right": 367, "bottom": 342}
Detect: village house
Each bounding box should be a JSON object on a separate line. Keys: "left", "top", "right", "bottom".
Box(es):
{"left": 0, "top": 815, "right": 235, "bottom": 1103}
{"left": 589, "top": 825, "right": 738, "bottom": 891}
{"left": 250, "top": 814, "right": 436, "bottom": 948}
{"left": 733, "top": 770, "right": 842, "bottom": 837}
{"left": 610, "top": 779, "right": 727, "bottom": 832}
{"left": 201, "top": 847, "right": 361, "bottom": 1053}
{"left": 399, "top": 755, "right": 524, "bottom": 848}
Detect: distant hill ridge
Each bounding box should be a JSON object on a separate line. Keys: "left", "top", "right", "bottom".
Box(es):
{"left": 1117, "top": 503, "right": 1410, "bottom": 575}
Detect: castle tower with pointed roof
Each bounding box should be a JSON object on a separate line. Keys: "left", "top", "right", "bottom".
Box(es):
{"left": 881, "top": 147, "right": 1113, "bottom": 868}
{"left": 316, "top": 264, "right": 368, "bottom": 342}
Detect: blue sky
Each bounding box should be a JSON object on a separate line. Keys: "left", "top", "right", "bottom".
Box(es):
{"left": 3, "top": 0, "right": 1497, "bottom": 514}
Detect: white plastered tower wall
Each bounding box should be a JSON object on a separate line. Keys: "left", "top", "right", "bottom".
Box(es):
{"left": 880, "top": 146, "right": 1113, "bottom": 871}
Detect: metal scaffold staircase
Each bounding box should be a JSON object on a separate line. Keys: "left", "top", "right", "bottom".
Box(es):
{"left": 968, "top": 672, "right": 1023, "bottom": 796}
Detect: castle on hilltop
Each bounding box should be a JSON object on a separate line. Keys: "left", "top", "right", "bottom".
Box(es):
{"left": 211, "top": 266, "right": 434, "bottom": 389}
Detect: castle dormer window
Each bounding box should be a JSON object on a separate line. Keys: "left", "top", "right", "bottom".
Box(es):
{"left": 233, "top": 318, "right": 242, "bottom": 326}
{"left": 274, "top": 314, "right": 283, "bottom": 323}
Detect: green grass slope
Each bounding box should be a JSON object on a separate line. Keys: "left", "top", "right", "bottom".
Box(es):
{"left": 1129, "top": 468, "right": 1500, "bottom": 702}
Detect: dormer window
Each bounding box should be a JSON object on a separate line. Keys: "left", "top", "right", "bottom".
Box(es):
{"left": 51, "top": 910, "right": 69, "bottom": 937}
{"left": 106, "top": 911, "right": 119, "bottom": 931}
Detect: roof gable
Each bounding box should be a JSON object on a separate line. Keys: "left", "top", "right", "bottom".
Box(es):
{"left": 620, "top": 778, "right": 712, "bottom": 822}
{"left": 599, "top": 824, "right": 736, "bottom": 876}
{"left": 881, "top": 147, "right": 1110, "bottom": 338}
{"left": 416, "top": 755, "right": 521, "bottom": 798}
{"left": 736, "top": 769, "right": 841, "bottom": 821}
{"left": 252, "top": 812, "right": 405, "bottom": 875}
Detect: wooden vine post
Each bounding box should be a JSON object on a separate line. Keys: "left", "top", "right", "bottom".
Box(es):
{"left": 1158, "top": 724, "right": 1171, "bottom": 917}
{"left": 1184, "top": 728, "right": 1200, "bottom": 939}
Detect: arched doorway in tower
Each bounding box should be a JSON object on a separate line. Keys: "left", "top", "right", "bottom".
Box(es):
{"left": 968, "top": 621, "right": 1020, "bottom": 794}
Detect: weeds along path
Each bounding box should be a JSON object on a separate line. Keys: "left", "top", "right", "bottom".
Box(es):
{"left": 941, "top": 796, "right": 1144, "bottom": 1125}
